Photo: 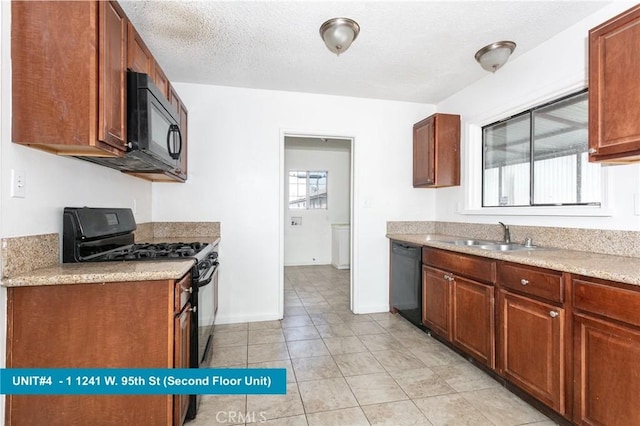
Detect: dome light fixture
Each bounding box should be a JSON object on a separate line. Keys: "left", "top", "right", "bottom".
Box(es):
{"left": 475, "top": 41, "right": 516, "bottom": 73}
{"left": 319, "top": 17, "right": 360, "bottom": 56}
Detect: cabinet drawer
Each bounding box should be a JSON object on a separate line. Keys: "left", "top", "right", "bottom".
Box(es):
{"left": 498, "top": 262, "right": 563, "bottom": 303}
{"left": 573, "top": 278, "right": 640, "bottom": 328}
{"left": 175, "top": 274, "right": 192, "bottom": 312}
{"left": 423, "top": 247, "right": 495, "bottom": 284}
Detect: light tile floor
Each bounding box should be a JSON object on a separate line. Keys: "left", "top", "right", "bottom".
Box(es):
{"left": 188, "top": 265, "right": 557, "bottom": 426}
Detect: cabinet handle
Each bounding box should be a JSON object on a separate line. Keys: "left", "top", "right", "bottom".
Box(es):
{"left": 188, "top": 306, "right": 197, "bottom": 313}
{"left": 549, "top": 311, "right": 559, "bottom": 318}
{"left": 182, "top": 287, "right": 193, "bottom": 294}
{"left": 520, "top": 279, "right": 529, "bottom": 286}
{"left": 443, "top": 274, "right": 453, "bottom": 282}
{"left": 588, "top": 148, "right": 596, "bottom": 154}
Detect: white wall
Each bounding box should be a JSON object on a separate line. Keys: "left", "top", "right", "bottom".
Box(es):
{"left": 284, "top": 139, "right": 350, "bottom": 266}
{"left": 152, "top": 84, "right": 435, "bottom": 323}
{"left": 437, "top": 1, "right": 640, "bottom": 231}
{"left": 0, "top": 2, "right": 153, "bottom": 242}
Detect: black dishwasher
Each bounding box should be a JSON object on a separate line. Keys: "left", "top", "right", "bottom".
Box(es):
{"left": 391, "top": 241, "right": 423, "bottom": 328}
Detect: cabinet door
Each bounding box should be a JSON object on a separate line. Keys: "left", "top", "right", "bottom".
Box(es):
{"left": 413, "top": 116, "right": 435, "bottom": 186}
{"left": 589, "top": 4, "right": 640, "bottom": 162}
{"left": 169, "top": 85, "right": 188, "bottom": 180}
{"left": 174, "top": 304, "right": 191, "bottom": 426}
{"left": 127, "top": 22, "right": 154, "bottom": 74}
{"left": 499, "top": 291, "right": 565, "bottom": 414}
{"left": 573, "top": 313, "right": 640, "bottom": 425}
{"left": 154, "top": 62, "right": 170, "bottom": 99}
{"left": 98, "top": 1, "right": 128, "bottom": 151}
{"left": 176, "top": 102, "right": 188, "bottom": 179}
{"left": 452, "top": 277, "right": 495, "bottom": 368}
{"left": 422, "top": 266, "right": 451, "bottom": 339}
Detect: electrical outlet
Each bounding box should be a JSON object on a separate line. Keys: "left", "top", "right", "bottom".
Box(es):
{"left": 11, "top": 170, "right": 26, "bottom": 198}
{"left": 291, "top": 217, "right": 302, "bottom": 226}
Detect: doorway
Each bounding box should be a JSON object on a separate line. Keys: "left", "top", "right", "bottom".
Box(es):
{"left": 279, "top": 133, "right": 354, "bottom": 319}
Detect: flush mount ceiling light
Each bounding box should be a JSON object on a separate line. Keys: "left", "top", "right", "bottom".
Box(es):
{"left": 475, "top": 41, "right": 516, "bottom": 73}
{"left": 319, "top": 17, "right": 360, "bottom": 55}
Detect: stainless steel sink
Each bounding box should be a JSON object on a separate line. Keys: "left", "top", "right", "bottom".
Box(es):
{"left": 442, "top": 240, "right": 542, "bottom": 251}
{"left": 445, "top": 239, "right": 495, "bottom": 246}
{"left": 477, "top": 243, "right": 534, "bottom": 251}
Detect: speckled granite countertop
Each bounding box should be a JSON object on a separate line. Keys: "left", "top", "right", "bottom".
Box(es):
{"left": 1, "top": 260, "right": 196, "bottom": 287}
{"left": 388, "top": 233, "right": 640, "bottom": 287}
{"left": 139, "top": 236, "right": 221, "bottom": 245}
{"left": 1, "top": 237, "right": 221, "bottom": 288}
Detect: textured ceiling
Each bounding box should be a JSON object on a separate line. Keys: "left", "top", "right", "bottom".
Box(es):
{"left": 120, "top": 1, "right": 610, "bottom": 104}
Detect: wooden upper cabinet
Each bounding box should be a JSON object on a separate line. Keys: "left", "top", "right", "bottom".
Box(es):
{"left": 127, "top": 23, "right": 168, "bottom": 100}
{"left": 153, "top": 63, "right": 170, "bottom": 99}
{"left": 127, "top": 22, "right": 154, "bottom": 75}
{"left": 413, "top": 113, "right": 460, "bottom": 188}
{"left": 169, "top": 85, "right": 189, "bottom": 180}
{"left": 589, "top": 4, "right": 640, "bottom": 162}
{"left": 99, "top": 1, "right": 128, "bottom": 151}
{"left": 12, "top": 1, "right": 127, "bottom": 156}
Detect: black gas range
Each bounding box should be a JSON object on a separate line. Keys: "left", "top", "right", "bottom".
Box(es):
{"left": 62, "top": 207, "right": 218, "bottom": 420}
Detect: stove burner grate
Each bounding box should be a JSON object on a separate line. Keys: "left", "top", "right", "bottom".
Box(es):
{"left": 100, "top": 242, "right": 209, "bottom": 261}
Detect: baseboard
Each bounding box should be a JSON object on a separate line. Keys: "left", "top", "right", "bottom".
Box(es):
{"left": 215, "top": 312, "right": 283, "bottom": 325}
{"left": 352, "top": 304, "right": 391, "bottom": 315}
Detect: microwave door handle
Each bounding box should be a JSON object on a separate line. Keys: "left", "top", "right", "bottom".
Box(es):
{"left": 167, "top": 124, "right": 182, "bottom": 160}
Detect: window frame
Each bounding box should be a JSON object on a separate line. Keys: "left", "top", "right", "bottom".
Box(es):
{"left": 481, "top": 88, "right": 601, "bottom": 208}
{"left": 287, "top": 170, "right": 328, "bottom": 210}
{"left": 459, "top": 83, "right": 612, "bottom": 217}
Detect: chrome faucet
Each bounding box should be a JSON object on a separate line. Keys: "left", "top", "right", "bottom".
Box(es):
{"left": 498, "top": 222, "right": 511, "bottom": 243}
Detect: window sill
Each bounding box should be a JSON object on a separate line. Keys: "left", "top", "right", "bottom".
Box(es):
{"left": 458, "top": 206, "right": 614, "bottom": 217}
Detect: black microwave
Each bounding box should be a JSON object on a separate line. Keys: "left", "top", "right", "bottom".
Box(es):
{"left": 127, "top": 71, "right": 182, "bottom": 171}
{"left": 74, "top": 72, "right": 184, "bottom": 175}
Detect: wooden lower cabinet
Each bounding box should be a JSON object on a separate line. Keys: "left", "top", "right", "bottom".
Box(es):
{"left": 572, "top": 276, "right": 640, "bottom": 425}
{"left": 452, "top": 277, "right": 495, "bottom": 368}
{"left": 422, "top": 266, "right": 451, "bottom": 339}
{"left": 422, "top": 248, "right": 496, "bottom": 367}
{"left": 174, "top": 304, "right": 192, "bottom": 426}
{"left": 416, "top": 246, "right": 640, "bottom": 423}
{"left": 498, "top": 290, "right": 565, "bottom": 414}
{"left": 573, "top": 314, "right": 640, "bottom": 425}
{"left": 5, "top": 277, "right": 191, "bottom": 426}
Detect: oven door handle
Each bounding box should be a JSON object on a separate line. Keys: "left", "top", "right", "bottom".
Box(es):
{"left": 198, "top": 264, "right": 218, "bottom": 287}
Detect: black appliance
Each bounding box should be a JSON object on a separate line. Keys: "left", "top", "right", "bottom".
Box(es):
{"left": 390, "top": 241, "right": 423, "bottom": 328}
{"left": 74, "top": 72, "right": 183, "bottom": 175}
{"left": 62, "top": 207, "right": 217, "bottom": 420}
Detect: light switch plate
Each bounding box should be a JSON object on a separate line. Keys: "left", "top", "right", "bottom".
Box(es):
{"left": 10, "top": 169, "right": 26, "bottom": 198}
